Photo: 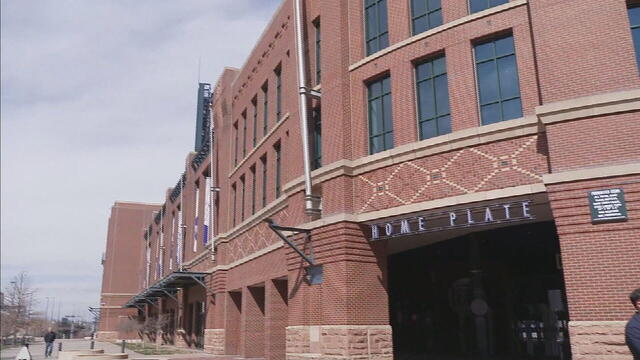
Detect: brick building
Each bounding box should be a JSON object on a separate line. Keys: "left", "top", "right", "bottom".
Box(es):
{"left": 96, "top": 201, "right": 160, "bottom": 341}
{"left": 98, "top": 0, "right": 640, "bottom": 359}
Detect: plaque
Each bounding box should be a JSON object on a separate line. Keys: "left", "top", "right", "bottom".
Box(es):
{"left": 588, "top": 188, "right": 627, "bottom": 223}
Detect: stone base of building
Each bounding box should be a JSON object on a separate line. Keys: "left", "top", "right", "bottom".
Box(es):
{"left": 286, "top": 325, "right": 392, "bottom": 360}
{"left": 569, "top": 321, "right": 633, "bottom": 360}
{"left": 174, "top": 332, "right": 189, "bottom": 348}
{"left": 203, "top": 329, "right": 225, "bottom": 354}
{"left": 95, "top": 331, "right": 118, "bottom": 342}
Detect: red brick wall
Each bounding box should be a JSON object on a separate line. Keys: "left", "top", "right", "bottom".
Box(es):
{"left": 548, "top": 174, "right": 640, "bottom": 321}
{"left": 545, "top": 112, "right": 640, "bottom": 173}
{"left": 529, "top": 0, "right": 640, "bottom": 104}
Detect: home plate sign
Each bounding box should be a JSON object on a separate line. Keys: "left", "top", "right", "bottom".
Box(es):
{"left": 588, "top": 188, "right": 628, "bottom": 223}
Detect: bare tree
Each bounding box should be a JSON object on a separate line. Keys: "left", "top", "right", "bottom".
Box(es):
{"left": 2, "top": 272, "right": 37, "bottom": 341}
{"left": 141, "top": 314, "right": 170, "bottom": 350}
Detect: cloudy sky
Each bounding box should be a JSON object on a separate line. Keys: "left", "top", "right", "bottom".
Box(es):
{"left": 1, "top": 0, "right": 281, "bottom": 321}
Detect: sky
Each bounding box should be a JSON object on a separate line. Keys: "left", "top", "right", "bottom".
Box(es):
{"left": 1, "top": 0, "right": 282, "bottom": 321}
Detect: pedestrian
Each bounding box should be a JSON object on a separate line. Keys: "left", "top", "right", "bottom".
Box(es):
{"left": 43, "top": 328, "right": 56, "bottom": 358}
{"left": 626, "top": 288, "right": 640, "bottom": 359}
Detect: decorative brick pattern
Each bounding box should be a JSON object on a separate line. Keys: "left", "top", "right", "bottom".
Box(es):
{"left": 355, "top": 135, "right": 547, "bottom": 213}
{"left": 225, "top": 208, "right": 290, "bottom": 263}
{"left": 569, "top": 321, "right": 633, "bottom": 360}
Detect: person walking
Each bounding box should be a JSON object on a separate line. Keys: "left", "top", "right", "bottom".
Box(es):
{"left": 626, "top": 288, "right": 640, "bottom": 359}
{"left": 43, "top": 328, "right": 56, "bottom": 358}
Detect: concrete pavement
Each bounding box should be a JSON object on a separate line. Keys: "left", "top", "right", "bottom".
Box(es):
{"left": 0, "top": 339, "right": 258, "bottom": 360}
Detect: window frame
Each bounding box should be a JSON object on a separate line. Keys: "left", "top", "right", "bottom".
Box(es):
{"left": 468, "top": 0, "right": 508, "bottom": 14}
{"left": 260, "top": 155, "right": 268, "bottom": 208}
{"left": 250, "top": 164, "right": 256, "bottom": 215}
{"left": 275, "top": 65, "right": 282, "bottom": 120}
{"left": 240, "top": 175, "right": 245, "bottom": 222}
{"left": 415, "top": 54, "right": 451, "bottom": 140}
{"left": 473, "top": 33, "right": 523, "bottom": 125}
{"left": 242, "top": 109, "right": 247, "bottom": 158}
{"left": 233, "top": 121, "right": 239, "bottom": 167}
{"left": 262, "top": 82, "right": 269, "bottom": 136}
{"left": 314, "top": 18, "right": 321, "bottom": 85}
{"left": 367, "top": 74, "right": 394, "bottom": 154}
{"left": 364, "top": 0, "right": 389, "bottom": 56}
{"left": 252, "top": 96, "right": 258, "bottom": 147}
{"left": 274, "top": 142, "right": 282, "bottom": 198}
{"left": 410, "top": 0, "right": 443, "bottom": 36}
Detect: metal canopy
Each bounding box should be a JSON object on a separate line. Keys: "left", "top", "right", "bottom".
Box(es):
{"left": 123, "top": 271, "right": 211, "bottom": 308}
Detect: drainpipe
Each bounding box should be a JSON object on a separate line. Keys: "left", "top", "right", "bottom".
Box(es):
{"left": 294, "top": 0, "right": 321, "bottom": 215}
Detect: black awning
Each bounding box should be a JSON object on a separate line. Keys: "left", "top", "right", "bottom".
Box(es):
{"left": 123, "top": 271, "right": 211, "bottom": 308}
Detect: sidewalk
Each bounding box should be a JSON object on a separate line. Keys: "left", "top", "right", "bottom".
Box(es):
{"left": 1, "top": 340, "right": 256, "bottom": 360}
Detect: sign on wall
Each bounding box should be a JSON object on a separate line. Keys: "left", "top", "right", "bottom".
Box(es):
{"left": 368, "top": 200, "right": 535, "bottom": 241}
{"left": 588, "top": 188, "right": 627, "bottom": 223}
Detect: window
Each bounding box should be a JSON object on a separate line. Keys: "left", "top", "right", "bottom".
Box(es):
{"left": 629, "top": 4, "right": 640, "bottom": 69}
{"left": 262, "top": 82, "right": 269, "bottom": 136}
{"left": 231, "top": 183, "right": 237, "bottom": 227}
{"left": 368, "top": 76, "right": 393, "bottom": 154}
{"left": 274, "top": 142, "right": 282, "bottom": 198}
{"left": 474, "top": 34, "right": 522, "bottom": 125}
{"left": 242, "top": 110, "right": 247, "bottom": 158}
{"left": 365, "top": 0, "right": 389, "bottom": 56}
{"left": 314, "top": 19, "right": 321, "bottom": 84}
{"left": 311, "top": 107, "right": 322, "bottom": 170}
{"left": 250, "top": 165, "right": 256, "bottom": 215}
{"left": 469, "top": 0, "right": 508, "bottom": 13}
{"left": 233, "top": 121, "right": 239, "bottom": 166}
{"left": 252, "top": 96, "right": 258, "bottom": 147}
{"left": 275, "top": 65, "right": 282, "bottom": 120}
{"left": 261, "top": 155, "right": 267, "bottom": 208}
{"left": 411, "top": 0, "right": 442, "bottom": 35}
{"left": 416, "top": 55, "right": 451, "bottom": 139}
{"left": 240, "top": 175, "right": 245, "bottom": 221}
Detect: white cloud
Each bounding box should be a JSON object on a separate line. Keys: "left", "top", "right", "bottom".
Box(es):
{"left": 1, "top": 0, "right": 282, "bottom": 320}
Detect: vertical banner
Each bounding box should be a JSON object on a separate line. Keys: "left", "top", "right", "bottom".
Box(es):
{"left": 193, "top": 185, "right": 200, "bottom": 253}
{"left": 177, "top": 207, "right": 183, "bottom": 267}
{"left": 159, "top": 222, "right": 164, "bottom": 276}
{"left": 203, "top": 177, "right": 211, "bottom": 245}
{"left": 145, "top": 244, "right": 151, "bottom": 287}
{"left": 169, "top": 215, "right": 175, "bottom": 270}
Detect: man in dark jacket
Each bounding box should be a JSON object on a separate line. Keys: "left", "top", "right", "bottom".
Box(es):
{"left": 43, "top": 328, "right": 56, "bottom": 358}
{"left": 627, "top": 288, "right": 640, "bottom": 359}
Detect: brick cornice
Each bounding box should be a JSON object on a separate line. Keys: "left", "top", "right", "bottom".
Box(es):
{"left": 542, "top": 163, "right": 640, "bottom": 185}
{"left": 536, "top": 88, "right": 640, "bottom": 124}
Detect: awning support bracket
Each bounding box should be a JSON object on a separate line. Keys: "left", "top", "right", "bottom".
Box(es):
{"left": 188, "top": 275, "right": 214, "bottom": 294}
{"left": 264, "top": 218, "right": 314, "bottom": 266}
{"left": 159, "top": 289, "right": 179, "bottom": 302}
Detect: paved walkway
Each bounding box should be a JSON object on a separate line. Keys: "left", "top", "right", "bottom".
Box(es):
{"left": 0, "top": 340, "right": 258, "bottom": 360}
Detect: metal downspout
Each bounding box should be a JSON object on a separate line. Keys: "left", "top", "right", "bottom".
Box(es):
{"left": 294, "top": 0, "right": 320, "bottom": 215}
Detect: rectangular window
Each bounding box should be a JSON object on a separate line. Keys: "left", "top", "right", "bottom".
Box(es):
{"left": 260, "top": 155, "right": 268, "bottom": 208}
{"left": 275, "top": 65, "right": 282, "bottom": 120}
{"left": 411, "top": 0, "right": 442, "bottom": 35}
{"left": 629, "top": 4, "right": 640, "bottom": 69}
{"left": 416, "top": 55, "right": 451, "bottom": 139}
{"left": 262, "top": 82, "right": 269, "bottom": 136}
{"left": 314, "top": 19, "right": 321, "bottom": 84}
{"left": 231, "top": 183, "right": 237, "bottom": 227}
{"left": 252, "top": 96, "right": 258, "bottom": 147}
{"left": 240, "top": 175, "right": 245, "bottom": 222}
{"left": 474, "top": 34, "right": 522, "bottom": 125}
{"left": 368, "top": 76, "right": 394, "bottom": 154}
{"left": 274, "top": 142, "right": 282, "bottom": 198}
{"left": 469, "top": 0, "right": 508, "bottom": 14}
{"left": 242, "top": 110, "right": 247, "bottom": 158}
{"left": 233, "top": 121, "right": 239, "bottom": 166}
{"left": 365, "top": 0, "right": 389, "bottom": 56}
{"left": 250, "top": 165, "right": 256, "bottom": 215}
{"left": 311, "top": 107, "right": 322, "bottom": 170}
